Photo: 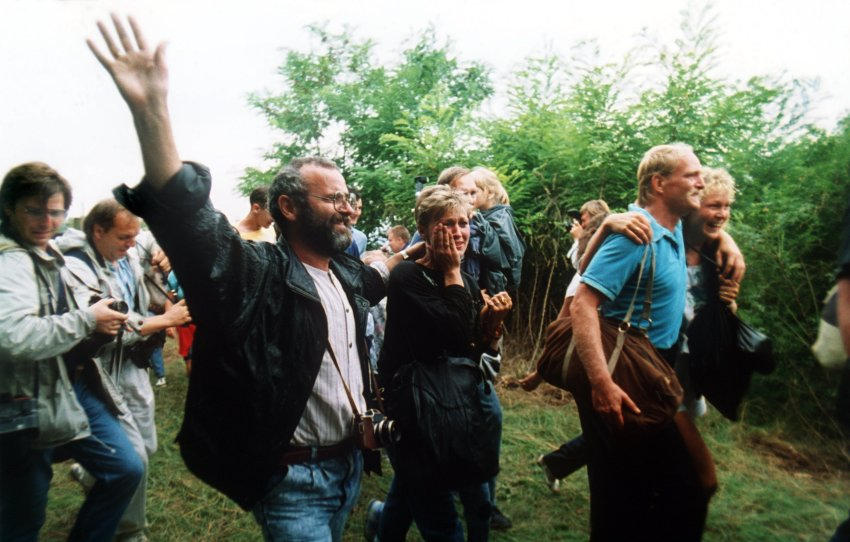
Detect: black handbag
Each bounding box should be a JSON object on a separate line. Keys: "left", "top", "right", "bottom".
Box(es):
{"left": 736, "top": 318, "right": 775, "bottom": 375}
{"left": 687, "top": 301, "right": 774, "bottom": 421}
{"left": 386, "top": 355, "right": 501, "bottom": 491}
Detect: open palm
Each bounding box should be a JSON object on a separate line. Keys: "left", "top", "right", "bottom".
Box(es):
{"left": 87, "top": 15, "right": 168, "bottom": 110}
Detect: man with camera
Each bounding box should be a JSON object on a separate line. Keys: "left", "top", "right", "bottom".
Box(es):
{"left": 0, "top": 162, "right": 143, "bottom": 541}
{"left": 59, "top": 198, "right": 191, "bottom": 542}
{"left": 87, "top": 16, "right": 419, "bottom": 541}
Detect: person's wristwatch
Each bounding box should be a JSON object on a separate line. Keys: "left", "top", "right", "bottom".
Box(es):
{"left": 400, "top": 249, "right": 410, "bottom": 260}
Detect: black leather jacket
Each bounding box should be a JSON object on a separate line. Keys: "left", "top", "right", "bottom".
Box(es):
{"left": 115, "top": 162, "right": 386, "bottom": 510}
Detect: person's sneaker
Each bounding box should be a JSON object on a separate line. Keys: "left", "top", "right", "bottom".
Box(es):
{"left": 364, "top": 499, "right": 383, "bottom": 541}
{"left": 537, "top": 455, "right": 561, "bottom": 493}
{"left": 490, "top": 505, "right": 513, "bottom": 531}
{"left": 155, "top": 377, "right": 166, "bottom": 387}
{"left": 69, "top": 462, "right": 95, "bottom": 493}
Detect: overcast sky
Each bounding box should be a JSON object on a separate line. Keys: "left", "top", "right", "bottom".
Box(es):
{"left": 2, "top": 0, "right": 848, "bottom": 221}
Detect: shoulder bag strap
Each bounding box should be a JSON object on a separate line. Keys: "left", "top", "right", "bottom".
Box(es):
{"left": 607, "top": 243, "right": 655, "bottom": 373}
{"left": 561, "top": 243, "right": 655, "bottom": 380}
{"left": 26, "top": 252, "right": 55, "bottom": 401}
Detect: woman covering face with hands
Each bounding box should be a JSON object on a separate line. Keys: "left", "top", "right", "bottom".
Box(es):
{"left": 366, "top": 185, "right": 511, "bottom": 542}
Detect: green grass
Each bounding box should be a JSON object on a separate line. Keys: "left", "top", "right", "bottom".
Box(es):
{"left": 41, "top": 339, "right": 849, "bottom": 541}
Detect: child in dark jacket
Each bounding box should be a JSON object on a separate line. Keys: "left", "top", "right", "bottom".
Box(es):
{"left": 465, "top": 167, "right": 526, "bottom": 295}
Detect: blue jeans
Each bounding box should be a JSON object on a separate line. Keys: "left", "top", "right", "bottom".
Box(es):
{"left": 252, "top": 449, "right": 363, "bottom": 542}
{"left": 150, "top": 346, "right": 165, "bottom": 379}
{"left": 378, "top": 475, "right": 491, "bottom": 542}
{"left": 483, "top": 384, "right": 503, "bottom": 508}
{"left": 0, "top": 380, "right": 144, "bottom": 542}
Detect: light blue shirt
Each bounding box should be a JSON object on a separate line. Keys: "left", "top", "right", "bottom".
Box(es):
{"left": 112, "top": 257, "right": 138, "bottom": 314}
{"left": 345, "top": 227, "right": 368, "bottom": 257}
{"left": 581, "top": 204, "right": 686, "bottom": 349}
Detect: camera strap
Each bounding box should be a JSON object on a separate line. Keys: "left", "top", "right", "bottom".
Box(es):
{"left": 324, "top": 338, "right": 388, "bottom": 416}
{"left": 324, "top": 339, "right": 363, "bottom": 418}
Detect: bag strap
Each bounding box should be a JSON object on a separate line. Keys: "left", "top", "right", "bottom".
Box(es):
{"left": 26, "top": 252, "right": 47, "bottom": 403}
{"left": 608, "top": 243, "right": 655, "bottom": 373}
{"left": 561, "top": 243, "right": 656, "bottom": 381}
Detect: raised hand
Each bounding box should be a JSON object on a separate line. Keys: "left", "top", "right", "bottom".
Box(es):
{"left": 570, "top": 220, "right": 584, "bottom": 240}
{"left": 87, "top": 14, "right": 181, "bottom": 188}
{"left": 87, "top": 14, "right": 168, "bottom": 111}
{"left": 481, "top": 290, "right": 512, "bottom": 341}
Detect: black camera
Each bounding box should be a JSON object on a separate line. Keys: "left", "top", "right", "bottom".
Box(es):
{"left": 108, "top": 299, "right": 129, "bottom": 314}
{"left": 354, "top": 408, "right": 400, "bottom": 450}
{"left": 63, "top": 296, "right": 131, "bottom": 366}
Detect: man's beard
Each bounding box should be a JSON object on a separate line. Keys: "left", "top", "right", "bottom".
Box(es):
{"left": 298, "top": 204, "right": 352, "bottom": 256}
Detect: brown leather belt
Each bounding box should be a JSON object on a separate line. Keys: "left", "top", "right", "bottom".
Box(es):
{"left": 279, "top": 438, "right": 355, "bottom": 466}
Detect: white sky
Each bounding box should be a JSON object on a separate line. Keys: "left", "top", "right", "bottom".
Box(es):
{"left": 1, "top": 0, "right": 848, "bottom": 221}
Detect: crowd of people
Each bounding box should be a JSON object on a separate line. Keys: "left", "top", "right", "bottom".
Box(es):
{"left": 0, "top": 14, "right": 847, "bottom": 542}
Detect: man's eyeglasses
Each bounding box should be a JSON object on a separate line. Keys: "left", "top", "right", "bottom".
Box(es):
{"left": 23, "top": 206, "right": 67, "bottom": 219}
{"left": 310, "top": 192, "right": 358, "bottom": 212}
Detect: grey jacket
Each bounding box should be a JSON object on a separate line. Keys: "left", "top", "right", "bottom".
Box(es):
{"left": 57, "top": 229, "right": 150, "bottom": 374}
{"left": 0, "top": 234, "right": 95, "bottom": 448}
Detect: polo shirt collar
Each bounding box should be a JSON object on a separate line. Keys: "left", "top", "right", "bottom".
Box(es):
{"left": 627, "top": 203, "right": 682, "bottom": 248}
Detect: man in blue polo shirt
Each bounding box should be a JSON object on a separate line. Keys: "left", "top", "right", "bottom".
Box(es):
{"left": 571, "top": 143, "right": 707, "bottom": 541}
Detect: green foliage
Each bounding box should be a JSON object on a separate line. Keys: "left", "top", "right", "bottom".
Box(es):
{"left": 243, "top": 6, "right": 850, "bottom": 433}
{"left": 240, "top": 24, "right": 493, "bottom": 230}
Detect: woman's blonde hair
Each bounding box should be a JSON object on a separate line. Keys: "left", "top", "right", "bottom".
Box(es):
{"left": 465, "top": 166, "right": 509, "bottom": 206}
{"left": 701, "top": 167, "right": 736, "bottom": 203}
{"left": 579, "top": 199, "right": 610, "bottom": 220}
{"left": 414, "top": 185, "right": 472, "bottom": 238}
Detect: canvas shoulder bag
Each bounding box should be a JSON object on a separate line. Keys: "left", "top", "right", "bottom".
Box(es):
{"left": 536, "top": 243, "right": 683, "bottom": 438}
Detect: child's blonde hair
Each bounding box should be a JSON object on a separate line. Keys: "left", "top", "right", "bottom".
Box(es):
{"left": 465, "top": 166, "right": 509, "bottom": 206}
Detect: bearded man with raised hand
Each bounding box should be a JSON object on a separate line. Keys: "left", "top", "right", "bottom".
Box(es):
{"left": 87, "top": 15, "right": 419, "bottom": 541}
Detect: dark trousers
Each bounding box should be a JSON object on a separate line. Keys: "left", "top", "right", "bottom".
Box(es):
{"left": 542, "top": 434, "right": 588, "bottom": 479}
{"left": 575, "top": 394, "right": 708, "bottom": 542}
{"left": 574, "top": 344, "right": 708, "bottom": 542}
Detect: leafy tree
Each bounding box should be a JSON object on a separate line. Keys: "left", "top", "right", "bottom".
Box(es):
{"left": 240, "top": 24, "right": 493, "bottom": 232}
{"left": 241, "top": 6, "right": 850, "bottom": 439}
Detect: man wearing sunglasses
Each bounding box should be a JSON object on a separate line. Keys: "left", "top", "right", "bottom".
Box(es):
{"left": 88, "top": 15, "right": 420, "bottom": 541}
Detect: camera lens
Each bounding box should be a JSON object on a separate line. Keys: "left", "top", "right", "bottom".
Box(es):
{"left": 375, "top": 418, "right": 400, "bottom": 445}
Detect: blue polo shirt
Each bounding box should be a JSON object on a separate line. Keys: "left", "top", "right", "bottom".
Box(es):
{"left": 581, "top": 204, "right": 686, "bottom": 349}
